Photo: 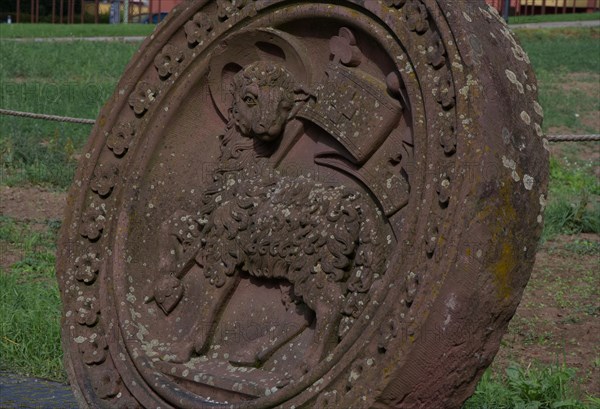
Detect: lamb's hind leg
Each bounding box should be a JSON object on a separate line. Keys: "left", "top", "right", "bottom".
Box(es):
{"left": 300, "top": 284, "right": 344, "bottom": 373}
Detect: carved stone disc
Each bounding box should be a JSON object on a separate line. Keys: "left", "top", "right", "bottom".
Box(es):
{"left": 57, "top": 1, "right": 549, "bottom": 408}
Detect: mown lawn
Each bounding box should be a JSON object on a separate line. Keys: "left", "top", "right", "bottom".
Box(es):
{"left": 510, "top": 11, "right": 600, "bottom": 25}
{"left": 518, "top": 27, "right": 600, "bottom": 133}
{"left": 0, "top": 23, "right": 156, "bottom": 38}
{"left": 0, "top": 40, "right": 138, "bottom": 187}
{"left": 0, "top": 216, "right": 63, "bottom": 380}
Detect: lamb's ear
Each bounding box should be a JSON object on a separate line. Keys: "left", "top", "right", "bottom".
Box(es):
{"left": 288, "top": 83, "right": 314, "bottom": 119}
{"left": 293, "top": 83, "right": 314, "bottom": 103}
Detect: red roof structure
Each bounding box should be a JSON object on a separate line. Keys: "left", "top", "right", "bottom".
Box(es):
{"left": 153, "top": 0, "right": 597, "bottom": 15}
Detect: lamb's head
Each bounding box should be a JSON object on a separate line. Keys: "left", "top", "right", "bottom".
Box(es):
{"left": 230, "top": 61, "right": 310, "bottom": 142}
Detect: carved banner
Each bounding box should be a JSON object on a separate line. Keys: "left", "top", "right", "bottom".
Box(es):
{"left": 57, "top": 1, "right": 548, "bottom": 408}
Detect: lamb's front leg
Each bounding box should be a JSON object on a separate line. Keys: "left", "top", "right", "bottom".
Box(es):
{"left": 166, "top": 275, "right": 240, "bottom": 363}
{"left": 228, "top": 316, "right": 310, "bottom": 367}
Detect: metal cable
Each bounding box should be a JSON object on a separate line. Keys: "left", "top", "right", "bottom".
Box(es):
{"left": 545, "top": 134, "right": 600, "bottom": 142}
{"left": 0, "top": 108, "right": 96, "bottom": 125}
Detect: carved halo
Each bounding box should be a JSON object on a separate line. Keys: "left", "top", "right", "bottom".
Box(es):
{"left": 207, "top": 27, "right": 316, "bottom": 121}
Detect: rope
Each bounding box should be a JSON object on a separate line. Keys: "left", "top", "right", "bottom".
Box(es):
{"left": 1, "top": 108, "right": 598, "bottom": 142}
{"left": 546, "top": 134, "right": 600, "bottom": 142}
{"left": 0, "top": 108, "right": 96, "bottom": 125}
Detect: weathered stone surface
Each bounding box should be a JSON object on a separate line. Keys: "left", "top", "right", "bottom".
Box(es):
{"left": 56, "top": 1, "right": 549, "bottom": 408}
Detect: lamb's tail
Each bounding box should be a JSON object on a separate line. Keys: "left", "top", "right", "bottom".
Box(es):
{"left": 346, "top": 210, "right": 388, "bottom": 293}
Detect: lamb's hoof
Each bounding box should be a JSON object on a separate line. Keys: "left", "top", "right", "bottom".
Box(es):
{"left": 300, "top": 361, "right": 311, "bottom": 375}
{"left": 285, "top": 364, "right": 310, "bottom": 384}
{"left": 256, "top": 347, "right": 273, "bottom": 363}
{"left": 229, "top": 350, "right": 260, "bottom": 367}
{"left": 300, "top": 352, "right": 320, "bottom": 373}
{"left": 275, "top": 373, "right": 292, "bottom": 388}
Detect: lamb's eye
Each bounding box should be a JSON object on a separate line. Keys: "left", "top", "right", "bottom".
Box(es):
{"left": 243, "top": 95, "right": 257, "bottom": 106}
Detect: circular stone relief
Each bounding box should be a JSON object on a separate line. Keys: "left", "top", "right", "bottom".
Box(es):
{"left": 57, "top": 1, "right": 549, "bottom": 408}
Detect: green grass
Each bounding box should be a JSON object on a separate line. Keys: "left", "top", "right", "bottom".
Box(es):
{"left": 543, "top": 155, "right": 600, "bottom": 240}
{"left": 510, "top": 11, "right": 600, "bottom": 25}
{"left": 463, "top": 361, "right": 597, "bottom": 409}
{"left": 0, "top": 216, "right": 64, "bottom": 381}
{"left": 0, "top": 23, "right": 156, "bottom": 39}
{"left": 516, "top": 27, "right": 600, "bottom": 74}
{"left": 537, "top": 86, "right": 599, "bottom": 134}
{"left": 563, "top": 238, "right": 600, "bottom": 255}
{"left": 0, "top": 41, "right": 138, "bottom": 187}
{"left": 513, "top": 28, "right": 600, "bottom": 240}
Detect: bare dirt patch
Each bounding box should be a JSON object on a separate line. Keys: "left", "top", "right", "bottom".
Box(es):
{"left": 493, "top": 234, "right": 600, "bottom": 397}
{"left": 559, "top": 72, "right": 600, "bottom": 98}
{"left": 0, "top": 186, "right": 64, "bottom": 271}
{"left": 549, "top": 72, "right": 599, "bottom": 136}
{"left": 0, "top": 186, "right": 66, "bottom": 222}
{"left": 0, "top": 242, "right": 26, "bottom": 271}
{"left": 581, "top": 111, "right": 600, "bottom": 133}
{"left": 550, "top": 140, "right": 599, "bottom": 159}
{"left": 547, "top": 140, "right": 599, "bottom": 178}
{"left": 547, "top": 125, "right": 573, "bottom": 135}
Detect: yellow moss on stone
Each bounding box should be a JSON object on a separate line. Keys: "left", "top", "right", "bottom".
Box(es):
{"left": 474, "top": 181, "right": 519, "bottom": 300}
{"left": 492, "top": 242, "right": 516, "bottom": 300}
{"left": 490, "top": 184, "right": 518, "bottom": 300}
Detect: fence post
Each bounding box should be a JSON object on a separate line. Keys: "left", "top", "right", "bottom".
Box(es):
{"left": 562, "top": 0, "right": 567, "bottom": 13}
{"left": 503, "top": 0, "right": 510, "bottom": 21}
{"left": 531, "top": 0, "right": 535, "bottom": 15}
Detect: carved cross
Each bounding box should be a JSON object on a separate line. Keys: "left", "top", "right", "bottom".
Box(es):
{"left": 326, "top": 87, "right": 357, "bottom": 124}
{"left": 329, "top": 27, "right": 362, "bottom": 67}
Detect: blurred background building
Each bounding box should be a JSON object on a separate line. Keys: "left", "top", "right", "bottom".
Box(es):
{"left": 1, "top": 0, "right": 598, "bottom": 25}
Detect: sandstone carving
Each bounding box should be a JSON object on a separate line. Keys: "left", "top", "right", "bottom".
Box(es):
{"left": 57, "top": 1, "right": 548, "bottom": 408}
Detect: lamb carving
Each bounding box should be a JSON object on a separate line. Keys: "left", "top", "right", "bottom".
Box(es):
{"left": 151, "top": 61, "right": 390, "bottom": 372}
